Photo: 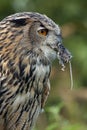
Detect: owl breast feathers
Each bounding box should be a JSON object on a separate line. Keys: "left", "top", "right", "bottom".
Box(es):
{"left": 0, "top": 12, "right": 72, "bottom": 130}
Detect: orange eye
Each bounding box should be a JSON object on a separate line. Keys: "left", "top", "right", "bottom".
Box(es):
{"left": 38, "top": 29, "right": 48, "bottom": 36}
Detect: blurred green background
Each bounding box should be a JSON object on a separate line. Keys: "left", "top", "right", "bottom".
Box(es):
{"left": 0, "top": 0, "right": 87, "bottom": 130}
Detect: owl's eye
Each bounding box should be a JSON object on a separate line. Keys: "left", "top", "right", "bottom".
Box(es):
{"left": 38, "top": 29, "right": 48, "bottom": 36}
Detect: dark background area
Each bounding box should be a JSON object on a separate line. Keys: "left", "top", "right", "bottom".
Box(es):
{"left": 0, "top": 0, "right": 87, "bottom": 130}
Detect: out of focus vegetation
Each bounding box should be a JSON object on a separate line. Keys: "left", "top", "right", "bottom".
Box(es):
{"left": 0, "top": 0, "right": 87, "bottom": 130}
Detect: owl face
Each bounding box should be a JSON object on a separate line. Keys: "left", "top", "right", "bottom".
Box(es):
{"left": 28, "top": 20, "right": 61, "bottom": 60}
{"left": 3, "top": 12, "right": 72, "bottom": 64}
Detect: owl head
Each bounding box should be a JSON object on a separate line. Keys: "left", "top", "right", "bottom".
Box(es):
{"left": 3, "top": 12, "right": 72, "bottom": 66}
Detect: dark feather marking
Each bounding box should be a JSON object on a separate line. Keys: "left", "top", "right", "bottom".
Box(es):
{"left": 0, "top": 98, "right": 4, "bottom": 105}
{"left": 5, "top": 94, "right": 16, "bottom": 103}
{"left": 3, "top": 109, "right": 8, "bottom": 120}
{"left": 0, "top": 88, "right": 9, "bottom": 96}
{"left": 21, "top": 120, "right": 27, "bottom": 130}
{"left": 0, "top": 102, "right": 9, "bottom": 115}
{"left": 13, "top": 80, "right": 20, "bottom": 86}
{"left": 28, "top": 94, "right": 37, "bottom": 122}
{"left": 30, "top": 104, "right": 37, "bottom": 127}
{"left": 13, "top": 104, "right": 21, "bottom": 113}
{"left": 10, "top": 18, "right": 27, "bottom": 27}
{"left": 1, "top": 78, "right": 7, "bottom": 86}
{"left": 15, "top": 109, "right": 23, "bottom": 126}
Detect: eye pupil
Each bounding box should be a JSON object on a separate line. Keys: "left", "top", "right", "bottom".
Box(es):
{"left": 38, "top": 29, "right": 48, "bottom": 36}
{"left": 41, "top": 30, "right": 44, "bottom": 33}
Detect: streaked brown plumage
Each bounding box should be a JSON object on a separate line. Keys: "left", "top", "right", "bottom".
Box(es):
{"left": 0, "top": 12, "right": 72, "bottom": 130}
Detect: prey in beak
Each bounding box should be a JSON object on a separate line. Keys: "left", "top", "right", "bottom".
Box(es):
{"left": 49, "top": 33, "right": 72, "bottom": 71}
{"left": 56, "top": 41, "right": 73, "bottom": 90}
{"left": 57, "top": 42, "right": 72, "bottom": 71}
{"left": 50, "top": 33, "right": 73, "bottom": 89}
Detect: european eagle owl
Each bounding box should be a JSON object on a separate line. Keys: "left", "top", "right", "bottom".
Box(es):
{"left": 0, "top": 12, "right": 72, "bottom": 130}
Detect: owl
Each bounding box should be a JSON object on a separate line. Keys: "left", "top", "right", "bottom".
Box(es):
{"left": 0, "top": 12, "right": 72, "bottom": 130}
